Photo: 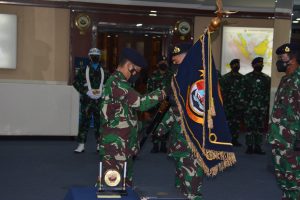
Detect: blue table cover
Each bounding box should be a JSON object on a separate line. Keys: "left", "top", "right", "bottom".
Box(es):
{"left": 64, "top": 187, "right": 140, "bottom": 200}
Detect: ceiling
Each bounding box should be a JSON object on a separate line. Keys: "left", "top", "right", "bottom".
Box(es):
{"left": 66, "top": 0, "right": 276, "bottom": 12}
{"left": 49, "top": 0, "right": 300, "bottom": 28}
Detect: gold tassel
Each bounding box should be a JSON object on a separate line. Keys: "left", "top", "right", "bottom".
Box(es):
{"left": 207, "top": 110, "right": 213, "bottom": 129}
{"left": 210, "top": 98, "right": 216, "bottom": 116}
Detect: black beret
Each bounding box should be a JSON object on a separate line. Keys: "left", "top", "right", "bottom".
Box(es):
{"left": 276, "top": 43, "right": 298, "bottom": 55}
{"left": 120, "top": 48, "right": 148, "bottom": 68}
{"left": 172, "top": 43, "right": 192, "bottom": 56}
{"left": 229, "top": 59, "right": 240, "bottom": 66}
{"left": 251, "top": 57, "right": 264, "bottom": 66}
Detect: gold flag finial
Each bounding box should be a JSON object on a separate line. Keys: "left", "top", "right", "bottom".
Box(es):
{"left": 208, "top": 0, "right": 223, "bottom": 32}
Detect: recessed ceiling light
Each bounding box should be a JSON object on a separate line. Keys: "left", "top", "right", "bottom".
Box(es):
{"left": 293, "top": 20, "right": 299, "bottom": 23}
{"left": 136, "top": 23, "right": 143, "bottom": 27}
{"left": 296, "top": 18, "right": 300, "bottom": 21}
{"left": 150, "top": 10, "right": 157, "bottom": 13}
{"left": 149, "top": 14, "right": 157, "bottom": 17}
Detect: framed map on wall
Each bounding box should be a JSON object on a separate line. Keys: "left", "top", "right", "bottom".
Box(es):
{"left": 221, "top": 26, "right": 274, "bottom": 76}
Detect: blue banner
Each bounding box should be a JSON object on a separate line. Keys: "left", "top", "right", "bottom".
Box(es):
{"left": 172, "top": 30, "right": 236, "bottom": 176}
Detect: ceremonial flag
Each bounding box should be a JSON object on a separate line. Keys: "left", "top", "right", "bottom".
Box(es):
{"left": 172, "top": 29, "right": 236, "bottom": 176}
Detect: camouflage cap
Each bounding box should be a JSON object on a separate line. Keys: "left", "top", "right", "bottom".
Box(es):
{"left": 276, "top": 43, "right": 297, "bottom": 55}
{"left": 251, "top": 57, "right": 264, "bottom": 66}
{"left": 120, "top": 48, "right": 148, "bottom": 69}
{"left": 172, "top": 43, "right": 192, "bottom": 56}
{"left": 229, "top": 59, "right": 240, "bottom": 67}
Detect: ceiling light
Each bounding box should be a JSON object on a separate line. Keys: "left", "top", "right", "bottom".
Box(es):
{"left": 149, "top": 14, "right": 157, "bottom": 17}
{"left": 136, "top": 23, "right": 143, "bottom": 27}
{"left": 150, "top": 10, "right": 157, "bottom": 13}
{"left": 293, "top": 21, "right": 299, "bottom": 24}
{"left": 296, "top": 18, "right": 300, "bottom": 21}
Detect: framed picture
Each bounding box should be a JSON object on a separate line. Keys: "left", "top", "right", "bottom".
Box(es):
{"left": 0, "top": 14, "right": 17, "bottom": 69}
{"left": 221, "top": 26, "right": 274, "bottom": 76}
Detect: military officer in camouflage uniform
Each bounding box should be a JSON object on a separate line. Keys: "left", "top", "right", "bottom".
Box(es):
{"left": 147, "top": 56, "right": 171, "bottom": 153}
{"left": 99, "top": 48, "right": 166, "bottom": 186}
{"left": 154, "top": 43, "right": 204, "bottom": 200}
{"left": 220, "top": 59, "right": 244, "bottom": 146}
{"left": 73, "top": 48, "right": 107, "bottom": 153}
{"left": 268, "top": 43, "right": 300, "bottom": 200}
{"left": 243, "top": 57, "right": 271, "bottom": 154}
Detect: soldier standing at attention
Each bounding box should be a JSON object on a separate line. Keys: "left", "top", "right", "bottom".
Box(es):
{"left": 99, "top": 48, "right": 166, "bottom": 187}
{"left": 268, "top": 43, "right": 300, "bottom": 200}
{"left": 147, "top": 56, "right": 170, "bottom": 153}
{"left": 73, "top": 48, "right": 106, "bottom": 153}
{"left": 220, "top": 59, "right": 244, "bottom": 147}
{"left": 154, "top": 43, "right": 204, "bottom": 200}
{"left": 244, "top": 57, "right": 271, "bottom": 154}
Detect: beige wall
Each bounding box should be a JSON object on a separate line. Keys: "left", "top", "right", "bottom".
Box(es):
{"left": 194, "top": 17, "right": 274, "bottom": 70}
{"left": 0, "top": 5, "right": 70, "bottom": 82}
{"left": 271, "top": 19, "right": 291, "bottom": 88}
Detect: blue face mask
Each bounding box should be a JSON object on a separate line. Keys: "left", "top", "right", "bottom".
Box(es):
{"left": 91, "top": 63, "right": 99, "bottom": 70}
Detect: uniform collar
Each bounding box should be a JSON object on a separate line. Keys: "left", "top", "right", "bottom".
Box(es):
{"left": 115, "top": 70, "right": 127, "bottom": 81}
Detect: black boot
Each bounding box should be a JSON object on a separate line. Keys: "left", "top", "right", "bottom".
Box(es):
{"left": 160, "top": 142, "right": 167, "bottom": 153}
{"left": 245, "top": 145, "right": 253, "bottom": 154}
{"left": 150, "top": 143, "right": 159, "bottom": 153}
{"left": 253, "top": 145, "right": 266, "bottom": 155}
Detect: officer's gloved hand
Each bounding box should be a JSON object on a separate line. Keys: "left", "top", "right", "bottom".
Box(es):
{"left": 86, "top": 90, "right": 99, "bottom": 100}
{"left": 86, "top": 90, "right": 94, "bottom": 98}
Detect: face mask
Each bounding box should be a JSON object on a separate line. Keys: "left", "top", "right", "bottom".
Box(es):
{"left": 90, "top": 55, "right": 100, "bottom": 64}
{"left": 171, "top": 64, "right": 179, "bottom": 73}
{"left": 158, "top": 63, "right": 168, "bottom": 71}
{"left": 128, "top": 67, "right": 140, "bottom": 83}
{"left": 276, "top": 60, "right": 289, "bottom": 72}
{"left": 231, "top": 66, "right": 240, "bottom": 73}
{"left": 128, "top": 73, "right": 140, "bottom": 84}
{"left": 254, "top": 65, "right": 263, "bottom": 72}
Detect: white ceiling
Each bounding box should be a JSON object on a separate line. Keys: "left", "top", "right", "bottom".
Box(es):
{"left": 52, "top": 0, "right": 277, "bottom": 12}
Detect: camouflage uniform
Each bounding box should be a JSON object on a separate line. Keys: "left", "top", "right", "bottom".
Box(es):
{"left": 268, "top": 67, "right": 300, "bottom": 200}
{"left": 220, "top": 71, "right": 245, "bottom": 145}
{"left": 151, "top": 43, "right": 203, "bottom": 199}
{"left": 73, "top": 64, "right": 107, "bottom": 144}
{"left": 243, "top": 71, "right": 271, "bottom": 151}
{"left": 147, "top": 69, "right": 173, "bottom": 152}
{"left": 155, "top": 104, "right": 203, "bottom": 199}
{"left": 99, "top": 70, "right": 165, "bottom": 186}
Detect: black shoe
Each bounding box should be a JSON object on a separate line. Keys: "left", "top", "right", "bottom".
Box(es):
{"left": 245, "top": 145, "right": 253, "bottom": 154}
{"left": 232, "top": 139, "right": 242, "bottom": 147}
{"left": 160, "top": 142, "right": 167, "bottom": 153}
{"left": 150, "top": 143, "right": 159, "bottom": 153}
{"left": 253, "top": 145, "right": 266, "bottom": 155}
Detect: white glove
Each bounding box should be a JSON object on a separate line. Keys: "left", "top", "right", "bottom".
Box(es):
{"left": 93, "top": 89, "right": 102, "bottom": 99}
{"left": 86, "top": 90, "right": 101, "bottom": 100}
{"left": 86, "top": 90, "right": 97, "bottom": 99}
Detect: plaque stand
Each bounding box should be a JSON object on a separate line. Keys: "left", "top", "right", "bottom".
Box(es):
{"left": 96, "top": 161, "right": 128, "bottom": 198}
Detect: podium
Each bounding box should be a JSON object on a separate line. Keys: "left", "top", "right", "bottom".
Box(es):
{"left": 64, "top": 187, "right": 140, "bottom": 200}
